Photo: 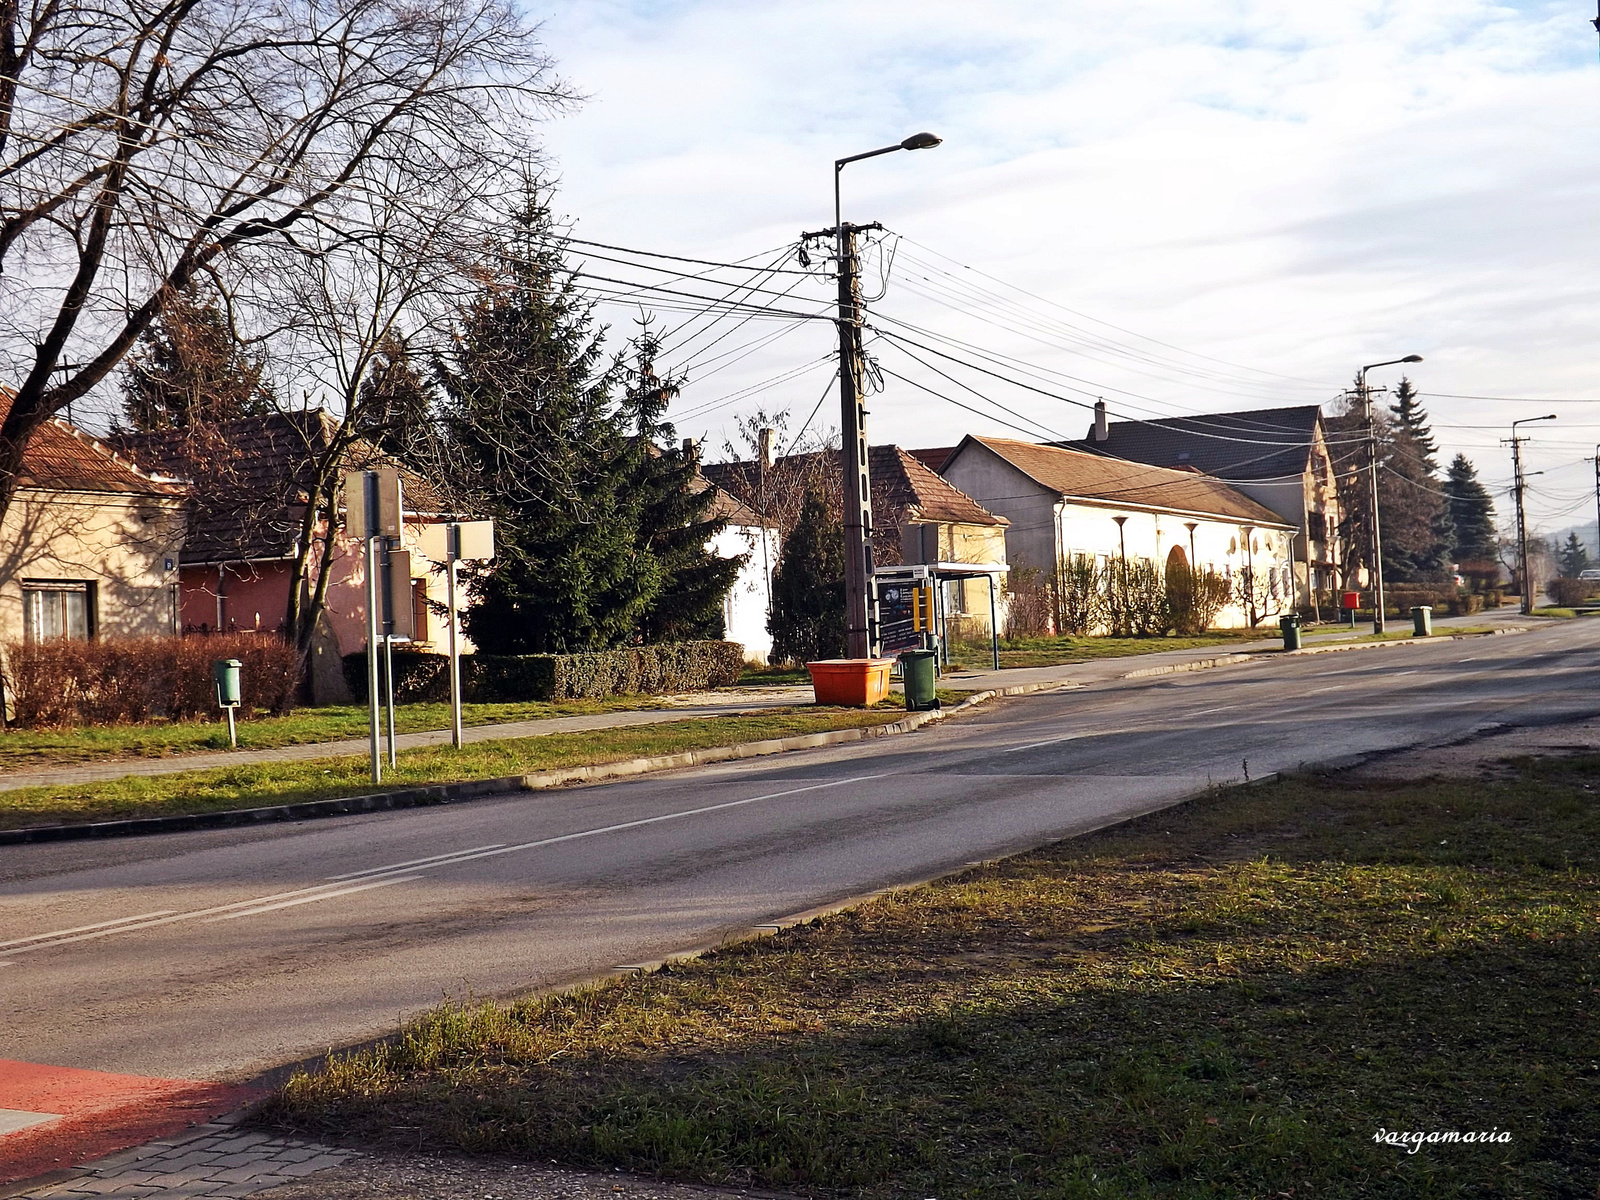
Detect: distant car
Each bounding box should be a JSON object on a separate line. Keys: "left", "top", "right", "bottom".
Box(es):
{"left": 1580, "top": 569, "right": 1600, "bottom": 581}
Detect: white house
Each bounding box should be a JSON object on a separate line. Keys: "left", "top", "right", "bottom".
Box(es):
{"left": 702, "top": 484, "right": 778, "bottom": 664}
{"left": 940, "top": 435, "right": 1298, "bottom": 630}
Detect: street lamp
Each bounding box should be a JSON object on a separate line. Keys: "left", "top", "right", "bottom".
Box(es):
{"left": 1358, "top": 354, "right": 1423, "bottom": 634}
{"left": 1509, "top": 414, "right": 1557, "bottom": 615}
{"left": 831, "top": 131, "right": 942, "bottom": 659}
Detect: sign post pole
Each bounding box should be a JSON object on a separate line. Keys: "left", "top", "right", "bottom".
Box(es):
{"left": 362, "top": 477, "right": 382, "bottom": 784}
{"left": 447, "top": 526, "right": 463, "bottom": 749}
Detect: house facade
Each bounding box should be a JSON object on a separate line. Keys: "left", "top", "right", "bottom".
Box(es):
{"left": 1062, "top": 402, "right": 1341, "bottom": 606}
{"left": 114, "top": 412, "right": 463, "bottom": 701}
{"left": 0, "top": 413, "right": 187, "bottom": 644}
{"left": 941, "top": 435, "right": 1297, "bottom": 630}
{"left": 702, "top": 484, "right": 778, "bottom": 664}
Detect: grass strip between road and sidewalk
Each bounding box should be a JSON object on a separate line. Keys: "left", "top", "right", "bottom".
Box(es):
{"left": 0, "top": 707, "right": 914, "bottom": 831}
{"left": 264, "top": 754, "right": 1599, "bottom": 1198}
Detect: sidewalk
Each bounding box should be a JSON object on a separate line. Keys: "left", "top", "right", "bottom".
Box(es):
{"left": 0, "top": 608, "right": 1531, "bottom": 796}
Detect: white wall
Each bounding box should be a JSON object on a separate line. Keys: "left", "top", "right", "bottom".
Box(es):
{"left": 713, "top": 523, "right": 776, "bottom": 663}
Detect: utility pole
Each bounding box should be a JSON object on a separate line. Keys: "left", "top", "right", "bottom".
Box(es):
{"left": 1506, "top": 414, "right": 1557, "bottom": 614}
{"left": 1592, "top": 446, "right": 1599, "bottom": 565}
{"left": 803, "top": 132, "right": 941, "bottom": 660}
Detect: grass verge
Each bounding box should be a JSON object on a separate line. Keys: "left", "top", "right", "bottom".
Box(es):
{"left": 265, "top": 756, "right": 1599, "bottom": 1198}
{"left": 0, "top": 708, "right": 898, "bottom": 830}
{"left": 0, "top": 696, "right": 703, "bottom": 770}
{"left": 947, "top": 630, "right": 1264, "bottom": 670}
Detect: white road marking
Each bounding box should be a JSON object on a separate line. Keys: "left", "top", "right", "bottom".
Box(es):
{"left": 1308, "top": 686, "right": 1344, "bottom": 694}
{"left": 1005, "top": 733, "right": 1088, "bottom": 754}
{"left": 0, "top": 910, "right": 178, "bottom": 951}
{"left": 5, "top": 773, "right": 893, "bottom": 955}
{"left": 206, "top": 875, "right": 422, "bottom": 921}
{"left": 328, "top": 843, "right": 506, "bottom": 881}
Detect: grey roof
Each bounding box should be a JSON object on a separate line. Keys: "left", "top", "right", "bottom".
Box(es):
{"left": 1059, "top": 405, "right": 1325, "bottom": 483}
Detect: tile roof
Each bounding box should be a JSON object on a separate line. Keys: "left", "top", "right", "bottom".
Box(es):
{"left": 907, "top": 446, "right": 956, "bottom": 474}
{"left": 955, "top": 436, "right": 1294, "bottom": 527}
{"left": 703, "top": 445, "right": 1006, "bottom": 530}
{"left": 0, "top": 395, "right": 186, "bottom": 498}
{"left": 111, "top": 410, "right": 447, "bottom": 564}
{"left": 1059, "top": 405, "right": 1325, "bottom": 482}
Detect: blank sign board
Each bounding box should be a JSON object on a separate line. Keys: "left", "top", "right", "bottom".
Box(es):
{"left": 416, "top": 519, "right": 495, "bottom": 564}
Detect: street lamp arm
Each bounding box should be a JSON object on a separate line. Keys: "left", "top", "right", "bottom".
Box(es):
{"left": 835, "top": 144, "right": 908, "bottom": 169}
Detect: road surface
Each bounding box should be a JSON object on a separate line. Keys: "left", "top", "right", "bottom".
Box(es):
{"left": 4, "top": 619, "right": 1598, "bottom": 1083}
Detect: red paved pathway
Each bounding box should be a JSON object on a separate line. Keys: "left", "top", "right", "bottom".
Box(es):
{"left": 0, "top": 1060, "right": 258, "bottom": 1184}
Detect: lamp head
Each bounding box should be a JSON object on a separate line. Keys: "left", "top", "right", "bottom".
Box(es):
{"left": 1402, "top": 355, "right": 1423, "bottom": 363}
{"left": 901, "top": 131, "right": 942, "bottom": 151}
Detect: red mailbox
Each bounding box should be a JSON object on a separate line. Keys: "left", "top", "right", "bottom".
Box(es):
{"left": 1341, "top": 591, "right": 1360, "bottom": 610}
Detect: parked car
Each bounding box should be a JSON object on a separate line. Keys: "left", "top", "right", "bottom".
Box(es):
{"left": 1579, "top": 568, "right": 1600, "bottom": 581}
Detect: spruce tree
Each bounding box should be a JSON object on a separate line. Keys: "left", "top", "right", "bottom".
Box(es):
{"left": 1557, "top": 532, "right": 1590, "bottom": 579}
{"left": 768, "top": 490, "right": 845, "bottom": 665}
{"left": 1442, "top": 453, "right": 1499, "bottom": 591}
{"left": 623, "top": 330, "right": 742, "bottom": 642}
{"left": 439, "top": 196, "right": 656, "bottom": 654}
{"left": 119, "top": 285, "right": 274, "bottom": 430}
{"left": 1390, "top": 377, "right": 1438, "bottom": 474}
{"left": 359, "top": 334, "right": 436, "bottom": 460}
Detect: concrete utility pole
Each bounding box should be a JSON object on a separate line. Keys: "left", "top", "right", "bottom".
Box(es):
{"left": 1508, "top": 414, "right": 1557, "bottom": 614}
{"left": 809, "top": 132, "right": 941, "bottom": 658}
{"left": 1593, "top": 445, "right": 1599, "bottom": 564}
{"left": 1357, "top": 355, "right": 1423, "bottom": 633}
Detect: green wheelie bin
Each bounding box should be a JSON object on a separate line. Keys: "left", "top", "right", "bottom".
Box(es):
{"left": 899, "top": 648, "right": 940, "bottom": 712}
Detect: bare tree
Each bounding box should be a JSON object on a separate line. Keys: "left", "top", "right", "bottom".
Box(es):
{"left": 0, "top": 0, "right": 571, "bottom": 524}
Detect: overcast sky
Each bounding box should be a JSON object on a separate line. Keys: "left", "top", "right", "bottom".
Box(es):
{"left": 532, "top": 0, "right": 1600, "bottom": 538}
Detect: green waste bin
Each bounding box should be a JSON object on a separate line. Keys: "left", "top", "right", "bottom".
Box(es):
{"left": 1411, "top": 605, "right": 1433, "bottom": 637}
{"left": 899, "top": 648, "right": 940, "bottom": 712}
{"left": 1278, "top": 613, "right": 1302, "bottom": 651}
{"left": 212, "top": 658, "right": 242, "bottom": 708}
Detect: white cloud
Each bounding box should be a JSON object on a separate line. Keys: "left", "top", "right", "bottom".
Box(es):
{"left": 532, "top": 0, "right": 1600, "bottom": 531}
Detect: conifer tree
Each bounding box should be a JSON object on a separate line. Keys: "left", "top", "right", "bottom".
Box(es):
{"left": 119, "top": 286, "right": 274, "bottom": 430}
{"left": 1390, "top": 377, "right": 1438, "bottom": 473}
{"left": 1442, "top": 453, "right": 1499, "bottom": 591}
{"left": 359, "top": 335, "right": 436, "bottom": 461}
{"left": 623, "top": 329, "right": 742, "bottom": 642}
{"left": 439, "top": 196, "right": 655, "bottom": 654}
{"left": 768, "top": 490, "right": 845, "bottom": 665}
{"left": 1557, "top": 532, "right": 1590, "bottom": 579}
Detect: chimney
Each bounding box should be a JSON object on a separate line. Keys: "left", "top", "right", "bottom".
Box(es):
{"left": 682, "top": 436, "right": 699, "bottom": 464}
{"left": 758, "top": 427, "right": 774, "bottom": 469}
{"left": 1092, "top": 399, "right": 1108, "bottom": 443}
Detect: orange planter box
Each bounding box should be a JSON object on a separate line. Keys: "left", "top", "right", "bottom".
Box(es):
{"left": 806, "top": 658, "right": 895, "bottom": 707}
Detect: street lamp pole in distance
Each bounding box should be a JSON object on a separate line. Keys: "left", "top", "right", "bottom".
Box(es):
{"left": 1508, "top": 414, "right": 1557, "bottom": 615}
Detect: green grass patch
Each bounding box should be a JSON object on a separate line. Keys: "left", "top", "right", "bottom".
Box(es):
{"left": 0, "top": 696, "right": 693, "bottom": 771}
{"left": 266, "top": 756, "right": 1600, "bottom": 1197}
{"left": 0, "top": 709, "right": 896, "bottom": 830}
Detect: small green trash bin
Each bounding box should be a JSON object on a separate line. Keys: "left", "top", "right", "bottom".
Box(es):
{"left": 899, "top": 648, "right": 940, "bottom": 712}
{"left": 1279, "top": 613, "right": 1302, "bottom": 651}
{"left": 1411, "top": 605, "right": 1433, "bottom": 637}
{"left": 212, "top": 658, "right": 242, "bottom": 708}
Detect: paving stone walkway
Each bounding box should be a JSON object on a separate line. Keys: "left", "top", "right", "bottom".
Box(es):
{"left": 16, "top": 1125, "right": 355, "bottom": 1199}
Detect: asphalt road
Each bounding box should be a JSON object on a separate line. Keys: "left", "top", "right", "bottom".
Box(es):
{"left": 5, "top": 619, "right": 1599, "bottom": 1083}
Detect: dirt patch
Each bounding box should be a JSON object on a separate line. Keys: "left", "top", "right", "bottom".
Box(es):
{"left": 1351, "top": 714, "right": 1600, "bottom": 783}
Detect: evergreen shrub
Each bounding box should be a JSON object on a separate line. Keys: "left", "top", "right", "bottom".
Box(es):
{"left": 2, "top": 633, "right": 297, "bottom": 728}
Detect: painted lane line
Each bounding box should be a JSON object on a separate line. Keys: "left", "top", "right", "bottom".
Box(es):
{"left": 6, "top": 773, "right": 895, "bottom": 956}
{"left": 1005, "top": 733, "right": 1089, "bottom": 754}
{"left": 205, "top": 876, "right": 422, "bottom": 921}
{"left": 0, "top": 910, "right": 178, "bottom": 951}
{"left": 327, "top": 843, "right": 507, "bottom": 881}
{"left": 1308, "top": 686, "right": 1344, "bottom": 694}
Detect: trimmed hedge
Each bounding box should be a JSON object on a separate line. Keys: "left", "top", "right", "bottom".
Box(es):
{"left": 1549, "top": 578, "right": 1600, "bottom": 607}
{"left": 342, "top": 641, "right": 745, "bottom": 704}
{"left": 2, "top": 634, "right": 298, "bottom": 729}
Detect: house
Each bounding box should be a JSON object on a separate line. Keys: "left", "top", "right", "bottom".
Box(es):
{"left": 704, "top": 442, "right": 1009, "bottom": 640}
{"left": 0, "top": 408, "right": 187, "bottom": 644}
{"left": 1059, "top": 401, "right": 1342, "bottom": 604}
{"left": 701, "top": 484, "right": 778, "bottom": 664}
{"left": 940, "top": 435, "right": 1297, "bottom": 630}
{"left": 113, "top": 411, "right": 460, "bottom": 701}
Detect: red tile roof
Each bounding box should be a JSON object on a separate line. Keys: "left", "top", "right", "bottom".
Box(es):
{"left": 0, "top": 395, "right": 186, "bottom": 497}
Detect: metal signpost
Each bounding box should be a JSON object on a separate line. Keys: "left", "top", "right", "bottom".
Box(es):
{"left": 345, "top": 468, "right": 404, "bottom": 783}
{"left": 417, "top": 519, "right": 495, "bottom": 749}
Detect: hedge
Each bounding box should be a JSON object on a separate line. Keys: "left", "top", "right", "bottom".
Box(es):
{"left": 342, "top": 641, "right": 745, "bottom": 704}
{"left": 1, "top": 633, "right": 298, "bottom": 729}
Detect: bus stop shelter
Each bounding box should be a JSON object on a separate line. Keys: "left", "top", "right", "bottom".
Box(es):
{"left": 873, "top": 562, "right": 1006, "bottom": 670}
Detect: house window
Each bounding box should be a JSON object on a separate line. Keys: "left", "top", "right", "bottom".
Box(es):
{"left": 1307, "top": 511, "right": 1327, "bottom": 542}
{"left": 23, "top": 580, "right": 94, "bottom": 642}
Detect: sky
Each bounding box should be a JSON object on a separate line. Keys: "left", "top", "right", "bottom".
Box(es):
{"left": 530, "top": 0, "right": 1600, "bottom": 539}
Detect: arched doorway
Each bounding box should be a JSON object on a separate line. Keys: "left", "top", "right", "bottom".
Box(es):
{"left": 1166, "top": 545, "right": 1189, "bottom": 571}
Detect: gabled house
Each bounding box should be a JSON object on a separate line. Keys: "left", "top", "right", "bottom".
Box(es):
{"left": 941, "top": 435, "right": 1297, "bottom": 629}
{"left": 0, "top": 406, "right": 187, "bottom": 644}
{"left": 1059, "top": 402, "right": 1341, "bottom": 603}
{"left": 704, "top": 442, "right": 1009, "bottom": 638}
{"left": 113, "top": 411, "right": 460, "bottom": 701}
